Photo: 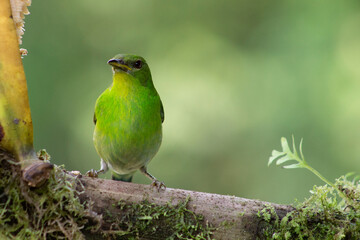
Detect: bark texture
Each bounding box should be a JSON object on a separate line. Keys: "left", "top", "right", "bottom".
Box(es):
{"left": 79, "top": 176, "right": 294, "bottom": 239}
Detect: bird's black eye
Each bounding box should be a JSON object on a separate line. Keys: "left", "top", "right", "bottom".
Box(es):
{"left": 134, "top": 60, "right": 143, "bottom": 69}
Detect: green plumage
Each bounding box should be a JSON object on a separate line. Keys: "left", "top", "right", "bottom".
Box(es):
{"left": 92, "top": 54, "right": 164, "bottom": 187}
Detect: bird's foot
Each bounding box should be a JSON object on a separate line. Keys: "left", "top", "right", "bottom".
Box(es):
{"left": 151, "top": 180, "right": 166, "bottom": 192}
{"left": 86, "top": 169, "right": 101, "bottom": 178}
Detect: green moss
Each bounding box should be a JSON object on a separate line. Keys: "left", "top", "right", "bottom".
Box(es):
{"left": 0, "top": 151, "right": 93, "bottom": 239}
{"left": 101, "top": 196, "right": 214, "bottom": 240}
{"left": 0, "top": 151, "right": 213, "bottom": 239}
{"left": 258, "top": 176, "right": 360, "bottom": 240}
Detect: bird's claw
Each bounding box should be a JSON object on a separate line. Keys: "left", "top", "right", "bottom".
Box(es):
{"left": 86, "top": 169, "right": 99, "bottom": 178}
{"left": 151, "top": 180, "right": 166, "bottom": 192}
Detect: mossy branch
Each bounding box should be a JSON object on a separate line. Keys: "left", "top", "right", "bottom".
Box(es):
{"left": 79, "top": 175, "right": 293, "bottom": 239}
{"left": 0, "top": 151, "right": 294, "bottom": 239}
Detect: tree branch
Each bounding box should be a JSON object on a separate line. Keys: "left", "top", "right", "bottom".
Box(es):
{"left": 79, "top": 176, "right": 294, "bottom": 239}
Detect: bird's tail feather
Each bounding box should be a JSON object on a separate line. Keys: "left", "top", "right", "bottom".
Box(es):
{"left": 112, "top": 172, "right": 133, "bottom": 182}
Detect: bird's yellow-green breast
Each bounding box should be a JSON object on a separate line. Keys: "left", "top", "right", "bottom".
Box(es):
{"left": 93, "top": 54, "right": 164, "bottom": 178}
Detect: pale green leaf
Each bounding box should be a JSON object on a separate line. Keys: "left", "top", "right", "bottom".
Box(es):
{"left": 291, "top": 135, "right": 298, "bottom": 156}
{"left": 299, "top": 138, "right": 305, "bottom": 161}
{"left": 276, "top": 155, "right": 294, "bottom": 165}
{"left": 268, "top": 151, "right": 285, "bottom": 166}
{"left": 282, "top": 163, "right": 302, "bottom": 169}
{"left": 268, "top": 156, "right": 277, "bottom": 166}
{"left": 281, "top": 137, "right": 291, "bottom": 153}
{"left": 345, "top": 172, "right": 355, "bottom": 178}
{"left": 353, "top": 175, "right": 360, "bottom": 183}
{"left": 272, "top": 150, "right": 284, "bottom": 157}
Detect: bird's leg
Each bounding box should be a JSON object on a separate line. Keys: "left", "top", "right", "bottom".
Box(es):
{"left": 140, "top": 166, "right": 166, "bottom": 191}
{"left": 86, "top": 159, "right": 108, "bottom": 178}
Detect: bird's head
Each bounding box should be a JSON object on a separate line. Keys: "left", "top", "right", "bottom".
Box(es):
{"left": 107, "top": 54, "right": 153, "bottom": 87}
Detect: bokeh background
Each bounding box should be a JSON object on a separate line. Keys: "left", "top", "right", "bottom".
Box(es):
{"left": 23, "top": 1, "right": 360, "bottom": 204}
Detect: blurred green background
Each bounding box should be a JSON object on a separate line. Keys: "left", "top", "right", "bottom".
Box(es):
{"left": 23, "top": 0, "right": 360, "bottom": 204}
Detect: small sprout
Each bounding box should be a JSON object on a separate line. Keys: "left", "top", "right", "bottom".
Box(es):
{"left": 268, "top": 136, "right": 305, "bottom": 169}
{"left": 269, "top": 136, "right": 350, "bottom": 202}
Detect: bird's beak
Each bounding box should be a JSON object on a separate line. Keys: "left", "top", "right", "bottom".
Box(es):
{"left": 107, "top": 59, "right": 132, "bottom": 72}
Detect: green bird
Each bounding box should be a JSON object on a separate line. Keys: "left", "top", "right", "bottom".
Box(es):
{"left": 89, "top": 54, "right": 165, "bottom": 189}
